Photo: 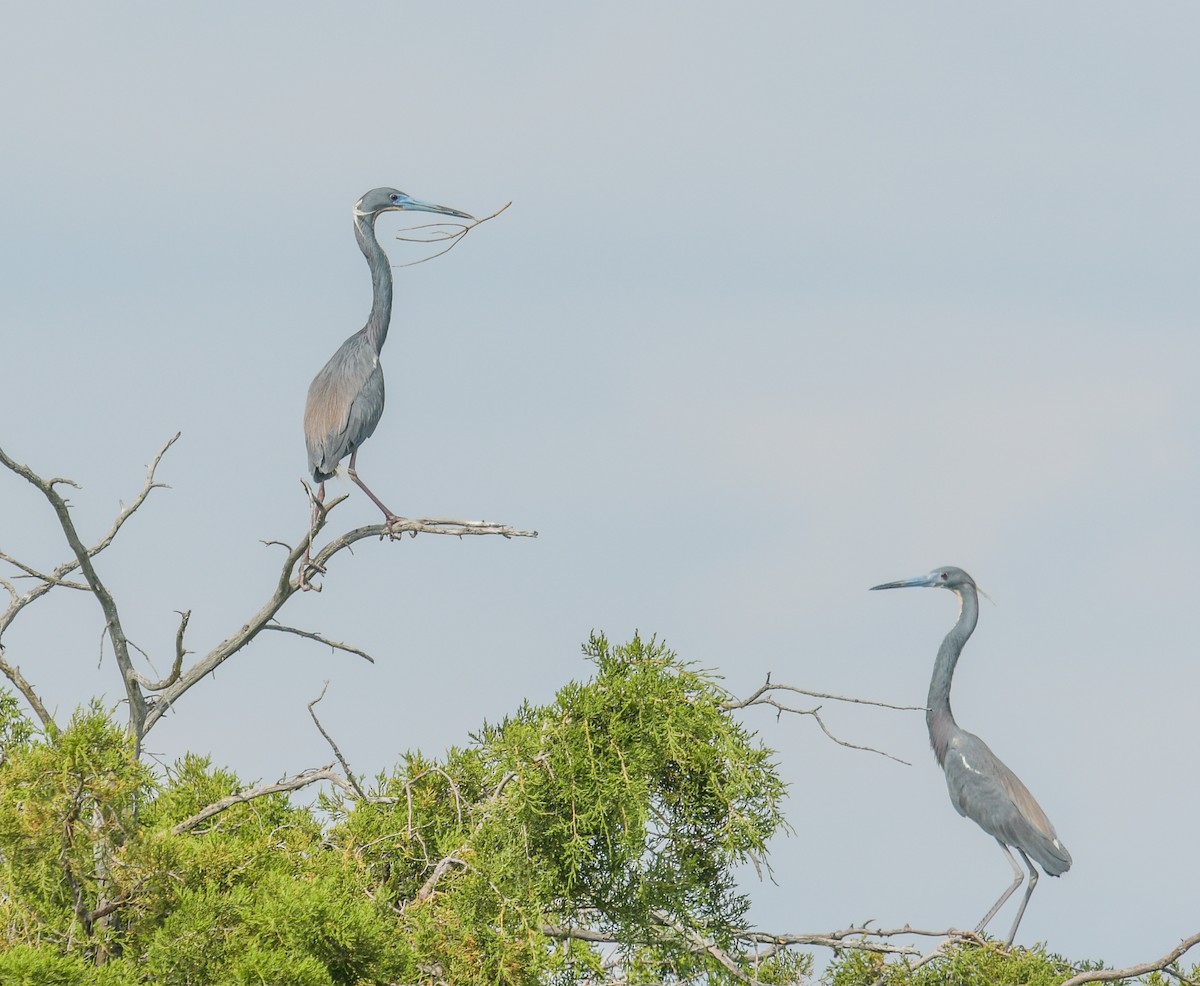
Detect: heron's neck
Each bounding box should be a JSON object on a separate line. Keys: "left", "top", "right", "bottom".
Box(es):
{"left": 927, "top": 586, "right": 978, "bottom": 766}
{"left": 355, "top": 213, "right": 394, "bottom": 354}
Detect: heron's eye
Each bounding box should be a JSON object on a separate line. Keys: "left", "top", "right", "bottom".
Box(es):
{"left": 940, "top": 572, "right": 948, "bottom": 580}
{"left": 389, "top": 194, "right": 399, "bottom": 202}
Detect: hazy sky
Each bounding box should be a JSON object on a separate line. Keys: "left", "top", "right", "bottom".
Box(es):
{"left": 2, "top": 3, "right": 1198, "bottom": 969}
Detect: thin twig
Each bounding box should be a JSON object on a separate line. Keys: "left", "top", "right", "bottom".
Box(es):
{"left": 307, "top": 683, "right": 368, "bottom": 800}
{"left": 0, "top": 435, "right": 179, "bottom": 746}
{"left": 265, "top": 622, "right": 375, "bottom": 663}
{"left": 0, "top": 552, "right": 89, "bottom": 591}
{"left": 392, "top": 201, "right": 510, "bottom": 268}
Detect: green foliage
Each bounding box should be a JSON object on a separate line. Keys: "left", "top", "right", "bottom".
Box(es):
{"left": 0, "top": 641, "right": 1147, "bottom": 985}
{"left": 331, "top": 631, "right": 789, "bottom": 984}
{"left": 829, "top": 940, "right": 1112, "bottom": 986}
{"left": 0, "top": 686, "right": 34, "bottom": 762}
{"left": 0, "top": 701, "right": 154, "bottom": 955}
{"left": 0, "top": 634, "right": 792, "bottom": 984}
{"left": 1145, "top": 964, "right": 1200, "bottom": 986}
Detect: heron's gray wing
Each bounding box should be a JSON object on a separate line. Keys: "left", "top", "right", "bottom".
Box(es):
{"left": 304, "top": 332, "right": 386, "bottom": 480}
{"left": 943, "top": 731, "right": 1072, "bottom": 876}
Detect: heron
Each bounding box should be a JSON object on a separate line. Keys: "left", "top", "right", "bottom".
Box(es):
{"left": 870, "top": 566, "right": 1071, "bottom": 945}
{"left": 300, "top": 187, "right": 472, "bottom": 583}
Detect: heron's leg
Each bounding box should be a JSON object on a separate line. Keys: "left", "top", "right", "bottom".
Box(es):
{"left": 299, "top": 482, "right": 327, "bottom": 591}
{"left": 974, "top": 841, "right": 1024, "bottom": 936}
{"left": 347, "top": 449, "right": 400, "bottom": 524}
{"left": 1004, "top": 849, "right": 1039, "bottom": 946}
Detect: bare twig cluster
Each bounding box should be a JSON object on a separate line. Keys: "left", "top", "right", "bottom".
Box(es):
{"left": 391, "top": 201, "right": 512, "bottom": 268}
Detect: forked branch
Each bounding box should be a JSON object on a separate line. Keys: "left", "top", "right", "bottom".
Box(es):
{"left": 0, "top": 434, "right": 179, "bottom": 741}
{"left": 392, "top": 201, "right": 511, "bottom": 268}
{"left": 143, "top": 493, "right": 536, "bottom": 735}
{"left": 723, "top": 675, "right": 922, "bottom": 765}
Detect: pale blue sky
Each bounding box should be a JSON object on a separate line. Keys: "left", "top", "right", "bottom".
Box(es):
{"left": 2, "top": 2, "right": 1198, "bottom": 968}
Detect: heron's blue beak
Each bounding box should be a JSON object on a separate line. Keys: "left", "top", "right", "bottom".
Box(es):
{"left": 392, "top": 195, "right": 473, "bottom": 221}
{"left": 870, "top": 574, "right": 938, "bottom": 591}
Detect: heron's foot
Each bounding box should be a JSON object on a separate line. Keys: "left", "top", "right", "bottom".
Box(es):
{"left": 298, "top": 554, "right": 326, "bottom": 592}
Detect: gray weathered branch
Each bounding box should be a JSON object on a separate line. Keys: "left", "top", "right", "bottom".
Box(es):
{"left": 144, "top": 498, "right": 536, "bottom": 736}
{"left": 170, "top": 765, "right": 354, "bottom": 835}
{"left": 0, "top": 434, "right": 179, "bottom": 742}
{"left": 723, "top": 677, "right": 919, "bottom": 765}
{"left": 307, "top": 683, "right": 369, "bottom": 800}
{"left": 1061, "top": 930, "right": 1200, "bottom": 986}
{"left": 266, "top": 622, "right": 375, "bottom": 663}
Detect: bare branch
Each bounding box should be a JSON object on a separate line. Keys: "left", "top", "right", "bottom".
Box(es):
{"left": 144, "top": 500, "right": 535, "bottom": 736}
{"left": 392, "top": 201, "right": 511, "bottom": 268}
{"left": 0, "top": 552, "right": 90, "bottom": 591}
{"left": 132, "top": 611, "right": 190, "bottom": 691}
{"left": 2, "top": 438, "right": 534, "bottom": 746}
{"left": 722, "top": 675, "right": 920, "bottom": 765}
{"left": 725, "top": 676, "right": 925, "bottom": 714}
{"left": 95, "top": 435, "right": 180, "bottom": 547}
{"left": 726, "top": 693, "right": 910, "bottom": 765}
{"left": 0, "top": 435, "right": 180, "bottom": 744}
{"left": 538, "top": 920, "right": 986, "bottom": 967}
{"left": 1061, "top": 930, "right": 1200, "bottom": 986}
{"left": 265, "top": 622, "right": 375, "bottom": 663}
{"left": 308, "top": 683, "right": 368, "bottom": 800}
{"left": 356, "top": 516, "right": 540, "bottom": 541}
{"left": 170, "top": 765, "right": 353, "bottom": 835}
{"left": 0, "top": 653, "right": 57, "bottom": 735}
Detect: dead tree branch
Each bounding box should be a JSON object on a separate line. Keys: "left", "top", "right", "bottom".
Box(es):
{"left": 723, "top": 677, "right": 919, "bottom": 766}
{"left": 2, "top": 436, "right": 536, "bottom": 743}
{"left": 170, "top": 765, "right": 354, "bottom": 835}
{"left": 539, "top": 920, "right": 978, "bottom": 960}
{"left": 132, "top": 611, "right": 190, "bottom": 691}
{"left": 0, "top": 434, "right": 179, "bottom": 741}
{"left": 727, "top": 676, "right": 925, "bottom": 714}
{"left": 266, "top": 622, "right": 375, "bottom": 663}
{"left": 143, "top": 486, "right": 535, "bottom": 734}
{"left": 392, "top": 200, "right": 510, "bottom": 268}
{"left": 1061, "top": 930, "right": 1200, "bottom": 986}
{"left": 308, "top": 683, "right": 368, "bottom": 800}
{"left": 0, "top": 650, "right": 56, "bottom": 735}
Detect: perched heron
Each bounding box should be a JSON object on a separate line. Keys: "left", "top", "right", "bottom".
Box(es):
{"left": 300, "top": 187, "right": 471, "bottom": 583}
{"left": 870, "top": 567, "right": 1071, "bottom": 945}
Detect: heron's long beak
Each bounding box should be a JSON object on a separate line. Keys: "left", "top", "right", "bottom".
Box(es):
{"left": 394, "top": 196, "right": 473, "bottom": 221}
{"left": 870, "top": 574, "right": 936, "bottom": 591}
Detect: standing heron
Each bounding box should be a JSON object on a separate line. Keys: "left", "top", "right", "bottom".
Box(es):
{"left": 870, "top": 566, "right": 1071, "bottom": 945}
{"left": 300, "top": 187, "right": 472, "bottom": 582}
